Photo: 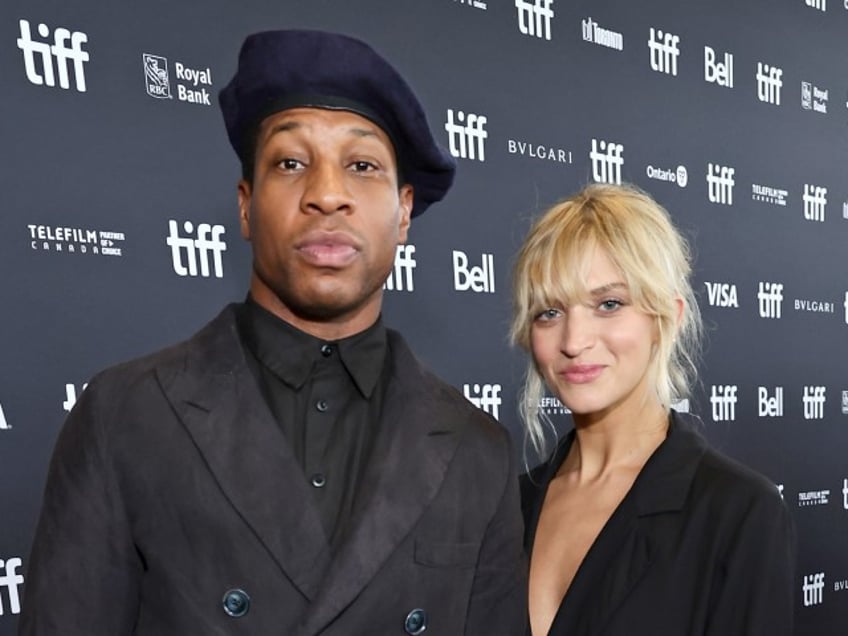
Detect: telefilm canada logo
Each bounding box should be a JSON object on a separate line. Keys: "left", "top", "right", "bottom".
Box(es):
{"left": 28, "top": 224, "right": 125, "bottom": 256}
{"left": 142, "top": 53, "right": 214, "bottom": 105}
{"left": 515, "top": 0, "right": 554, "bottom": 41}
{"left": 798, "top": 489, "right": 829, "bottom": 507}
{"left": 384, "top": 245, "right": 416, "bottom": 292}
{"left": 17, "top": 18, "right": 89, "bottom": 92}
{"left": 0, "top": 557, "right": 24, "bottom": 615}
{"left": 464, "top": 383, "right": 502, "bottom": 420}
{"left": 751, "top": 183, "right": 788, "bottom": 206}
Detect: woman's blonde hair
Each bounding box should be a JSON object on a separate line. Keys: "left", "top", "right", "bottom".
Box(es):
{"left": 511, "top": 182, "right": 703, "bottom": 457}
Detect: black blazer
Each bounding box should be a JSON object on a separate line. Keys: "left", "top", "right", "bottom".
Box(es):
{"left": 521, "top": 412, "right": 795, "bottom": 636}
{"left": 20, "top": 306, "right": 527, "bottom": 635}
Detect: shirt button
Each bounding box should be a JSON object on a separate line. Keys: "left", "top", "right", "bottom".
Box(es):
{"left": 311, "top": 473, "right": 326, "bottom": 488}
{"left": 404, "top": 608, "right": 427, "bottom": 634}
{"left": 320, "top": 344, "right": 335, "bottom": 357}
{"left": 316, "top": 399, "right": 329, "bottom": 412}
{"left": 222, "top": 588, "right": 250, "bottom": 617}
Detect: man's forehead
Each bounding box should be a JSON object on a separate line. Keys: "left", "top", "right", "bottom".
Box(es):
{"left": 259, "top": 107, "right": 391, "bottom": 142}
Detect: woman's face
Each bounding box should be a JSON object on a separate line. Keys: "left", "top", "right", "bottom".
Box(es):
{"left": 530, "top": 248, "right": 659, "bottom": 421}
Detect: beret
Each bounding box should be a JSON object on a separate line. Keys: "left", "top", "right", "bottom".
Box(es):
{"left": 219, "top": 29, "right": 456, "bottom": 215}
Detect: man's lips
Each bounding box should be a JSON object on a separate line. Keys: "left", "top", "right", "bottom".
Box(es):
{"left": 296, "top": 231, "right": 360, "bottom": 267}
{"left": 559, "top": 365, "right": 604, "bottom": 384}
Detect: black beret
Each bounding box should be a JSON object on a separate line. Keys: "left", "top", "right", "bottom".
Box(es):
{"left": 219, "top": 29, "right": 456, "bottom": 216}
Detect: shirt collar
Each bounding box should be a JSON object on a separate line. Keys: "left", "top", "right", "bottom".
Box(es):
{"left": 238, "top": 296, "right": 387, "bottom": 397}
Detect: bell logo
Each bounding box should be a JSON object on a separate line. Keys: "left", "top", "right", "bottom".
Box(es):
{"left": 463, "top": 383, "right": 502, "bottom": 420}
{"left": 758, "top": 387, "right": 784, "bottom": 417}
{"left": 384, "top": 245, "right": 416, "bottom": 292}
{"left": 166, "top": 220, "right": 227, "bottom": 278}
{"left": 453, "top": 250, "right": 495, "bottom": 293}
{"left": 17, "top": 19, "right": 89, "bottom": 92}
{"left": 802, "top": 573, "right": 825, "bottom": 606}
{"left": 704, "top": 46, "right": 734, "bottom": 88}
{"left": 704, "top": 282, "right": 738, "bottom": 308}
{"left": 0, "top": 557, "right": 23, "bottom": 615}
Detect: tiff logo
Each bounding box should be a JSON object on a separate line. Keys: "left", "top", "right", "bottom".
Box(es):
{"left": 590, "top": 139, "right": 624, "bottom": 184}
{"left": 710, "top": 385, "right": 737, "bottom": 421}
{"left": 803, "top": 573, "right": 825, "bottom": 606}
{"left": 445, "top": 109, "right": 487, "bottom": 161}
{"left": 805, "top": 0, "right": 826, "bottom": 10}
{"left": 63, "top": 383, "right": 89, "bottom": 413}
{"left": 803, "top": 386, "right": 826, "bottom": 419}
{"left": 704, "top": 46, "right": 733, "bottom": 88}
{"left": 166, "top": 220, "right": 227, "bottom": 278}
{"left": 704, "top": 282, "right": 738, "bottom": 308}
{"left": 384, "top": 245, "right": 416, "bottom": 292}
{"left": 515, "top": 0, "right": 554, "bottom": 41}
{"left": 0, "top": 557, "right": 23, "bottom": 615}
{"left": 756, "top": 62, "right": 783, "bottom": 105}
{"left": 803, "top": 184, "right": 827, "bottom": 222}
{"left": 707, "top": 163, "right": 735, "bottom": 205}
{"left": 17, "top": 19, "right": 89, "bottom": 92}
{"left": 757, "top": 282, "right": 784, "bottom": 319}
{"left": 648, "top": 27, "right": 680, "bottom": 76}
{"left": 453, "top": 250, "right": 495, "bottom": 293}
{"left": 463, "top": 383, "right": 502, "bottom": 420}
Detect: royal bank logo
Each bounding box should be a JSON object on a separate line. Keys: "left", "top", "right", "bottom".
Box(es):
{"left": 463, "top": 383, "right": 502, "bottom": 420}
{"left": 646, "top": 164, "right": 688, "bottom": 188}
{"left": 799, "top": 489, "right": 830, "bottom": 507}
{"left": 166, "top": 220, "right": 226, "bottom": 278}
{"left": 648, "top": 27, "right": 680, "bottom": 76}
{"left": 0, "top": 557, "right": 23, "bottom": 615}
{"left": 803, "top": 184, "right": 827, "bottom": 222}
{"left": 757, "top": 282, "right": 784, "bottom": 319}
{"left": 142, "top": 53, "right": 213, "bottom": 105}
{"left": 751, "top": 183, "right": 788, "bottom": 206}
{"left": 803, "top": 386, "right": 826, "bottom": 419}
{"left": 710, "top": 384, "right": 737, "bottom": 421}
{"left": 706, "top": 163, "right": 735, "bottom": 205}
{"left": 384, "top": 245, "right": 416, "bottom": 292}
{"left": 454, "top": 0, "right": 488, "bottom": 10}
{"left": 0, "top": 401, "right": 10, "bottom": 430}
{"left": 704, "top": 46, "right": 734, "bottom": 88}
{"left": 803, "top": 573, "right": 825, "bottom": 606}
{"left": 445, "top": 109, "right": 487, "bottom": 161}
{"left": 453, "top": 250, "right": 495, "bottom": 293}
{"left": 17, "top": 19, "right": 89, "bottom": 92}
{"left": 756, "top": 62, "right": 783, "bottom": 105}
{"left": 581, "top": 17, "right": 622, "bottom": 51}
{"left": 507, "top": 139, "right": 573, "bottom": 164}
{"left": 805, "top": 0, "right": 827, "bottom": 10}
{"left": 704, "top": 282, "right": 738, "bottom": 308}
{"left": 63, "top": 383, "right": 88, "bottom": 413}
{"left": 28, "top": 224, "right": 125, "bottom": 256}
{"left": 758, "top": 387, "right": 784, "bottom": 417}
{"left": 515, "top": 0, "right": 554, "bottom": 40}
{"left": 801, "top": 81, "right": 829, "bottom": 113}
{"left": 590, "top": 139, "right": 624, "bottom": 184}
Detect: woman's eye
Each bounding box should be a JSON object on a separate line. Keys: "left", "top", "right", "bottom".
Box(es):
{"left": 535, "top": 308, "right": 562, "bottom": 322}
{"left": 598, "top": 299, "right": 623, "bottom": 312}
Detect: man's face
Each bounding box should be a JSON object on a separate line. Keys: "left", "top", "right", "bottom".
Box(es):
{"left": 238, "top": 107, "right": 413, "bottom": 336}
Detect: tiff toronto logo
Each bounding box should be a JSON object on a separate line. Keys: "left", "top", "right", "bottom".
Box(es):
{"left": 802, "top": 573, "right": 825, "bottom": 606}
{"left": 704, "top": 46, "right": 733, "bottom": 88}
{"left": 706, "top": 163, "right": 735, "bottom": 205}
{"left": 802, "top": 386, "right": 826, "bottom": 419}
{"left": 0, "top": 557, "right": 24, "bottom": 615}
{"left": 805, "top": 0, "right": 826, "bottom": 10}
{"left": 463, "top": 383, "right": 502, "bottom": 420}
{"left": 17, "top": 18, "right": 89, "bottom": 92}
{"left": 581, "top": 17, "right": 622, "bottom": 51}
{"left": 384, "top": 245, "right": 416, "bottom": 292}
{"left": 802, "top": 184, "right": 827, "bottom": 222}
{"left": 166, "top": 220, "right": 227, "bottom": 278}
{"left": 515, "top": 0, "right": 554, "bottom": 40}
{"left": 445, "top": 109, "right": 487, "bottom": 161}
{"left": 590, "top": 139, "right": 623, "bottom": 184}
{"left": 757, "top": 282, "right": 784, "bottom": 319}
{"left": 756, "top": 62, "right": 783, "bottom": 105}
{"left": 648, "top": 27, "right": 680, "bottom": 76}
{"left": 453, "top": 250, "right": 496, "bottom": 293}
{"left": 710, "top": 385, "right": 737, "bottom": 421}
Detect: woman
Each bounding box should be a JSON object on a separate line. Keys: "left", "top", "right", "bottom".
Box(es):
{"left": 511, "top": 183, "right": 795, "bottom": 636}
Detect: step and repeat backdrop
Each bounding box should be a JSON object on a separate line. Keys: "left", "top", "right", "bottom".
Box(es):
{"left": 2, "top": 0, "right": 847, "bottom": 633}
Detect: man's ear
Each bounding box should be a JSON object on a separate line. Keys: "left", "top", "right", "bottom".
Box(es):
{"left": 397, "top": 184, "right": 413, "bottom": 243}
{"left": 237, "top": 180, "right": 252, "bottom": 240}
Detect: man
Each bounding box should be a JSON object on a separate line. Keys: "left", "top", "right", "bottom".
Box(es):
{"left": 20, "top": 30, "right": 526, "bottom": 635}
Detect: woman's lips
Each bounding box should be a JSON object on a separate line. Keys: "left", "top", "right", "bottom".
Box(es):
{"left": 559, "top": 365, "right": 604, "bottom": 384}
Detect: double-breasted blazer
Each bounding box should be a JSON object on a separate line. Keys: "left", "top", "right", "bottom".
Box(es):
{"left": 20, "top": 306, "right": 527, "bottom": 635}
{"left": 521, "top": 412, "right": 796, "bottom": 636}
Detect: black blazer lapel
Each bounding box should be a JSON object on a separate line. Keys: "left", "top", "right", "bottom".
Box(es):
{"left": 299, "top": 332, "right": 462, "bottom": 635}
{"left": 158, "top": 307, "right": 331, "bottom": 600}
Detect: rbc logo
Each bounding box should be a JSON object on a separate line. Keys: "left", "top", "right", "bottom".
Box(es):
{"left": 166, "top": 220, "right": 227, "bottom": 278}
{"left": 384, "top": 245, "right": 416, "bottom": 292}
{"left": 444, "top": 109, "right": 487, "bottom": 161}
{"left": 453, "top": 250, "right": 495, "bottom": 293}
{"left": 515, "top": 0, "right": 555, "bottom": 40}
{"left": 17, "top": 19, "right": 90, "bottom": 92}
{"left": 0, "top": 557, "right": 23, "bottom": 615}
{"left": 463, "top": 383, "right": 502, "bottom": 420}
{"left": 143, "top": 53, "right": 172, "bottom": 99}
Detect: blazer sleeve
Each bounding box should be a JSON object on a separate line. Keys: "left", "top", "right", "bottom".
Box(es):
{"left": 463, "top": 429, "right": 528, "bottom": 635}
{"left": 19, "top": 377, "right": 142, "bottom": 635}
{"left": 705, "top": 486, "right": 796, "bottom": 636}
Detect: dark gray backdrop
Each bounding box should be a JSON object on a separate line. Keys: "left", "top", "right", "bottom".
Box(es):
{"left": 2, "top": 0, "right": 846, "bottom": 633}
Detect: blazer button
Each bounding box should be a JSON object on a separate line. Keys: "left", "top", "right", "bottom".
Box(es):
{"left": 222, "top": 588, "right": 250, "bottom": 618}
{"left": 404, "top": 608, "right": 427, "bottom": 634}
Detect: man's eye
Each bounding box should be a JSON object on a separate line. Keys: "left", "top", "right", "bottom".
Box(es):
{"left": 350, "top": 161, "right": 377, "bottom": 172}
{"left": 278, "top": 158, "right": 303, "bottom": 170}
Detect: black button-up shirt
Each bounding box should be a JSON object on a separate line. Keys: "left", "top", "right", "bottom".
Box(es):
{"left": 236, "top": 297, "right": 389, "bottom": 550}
